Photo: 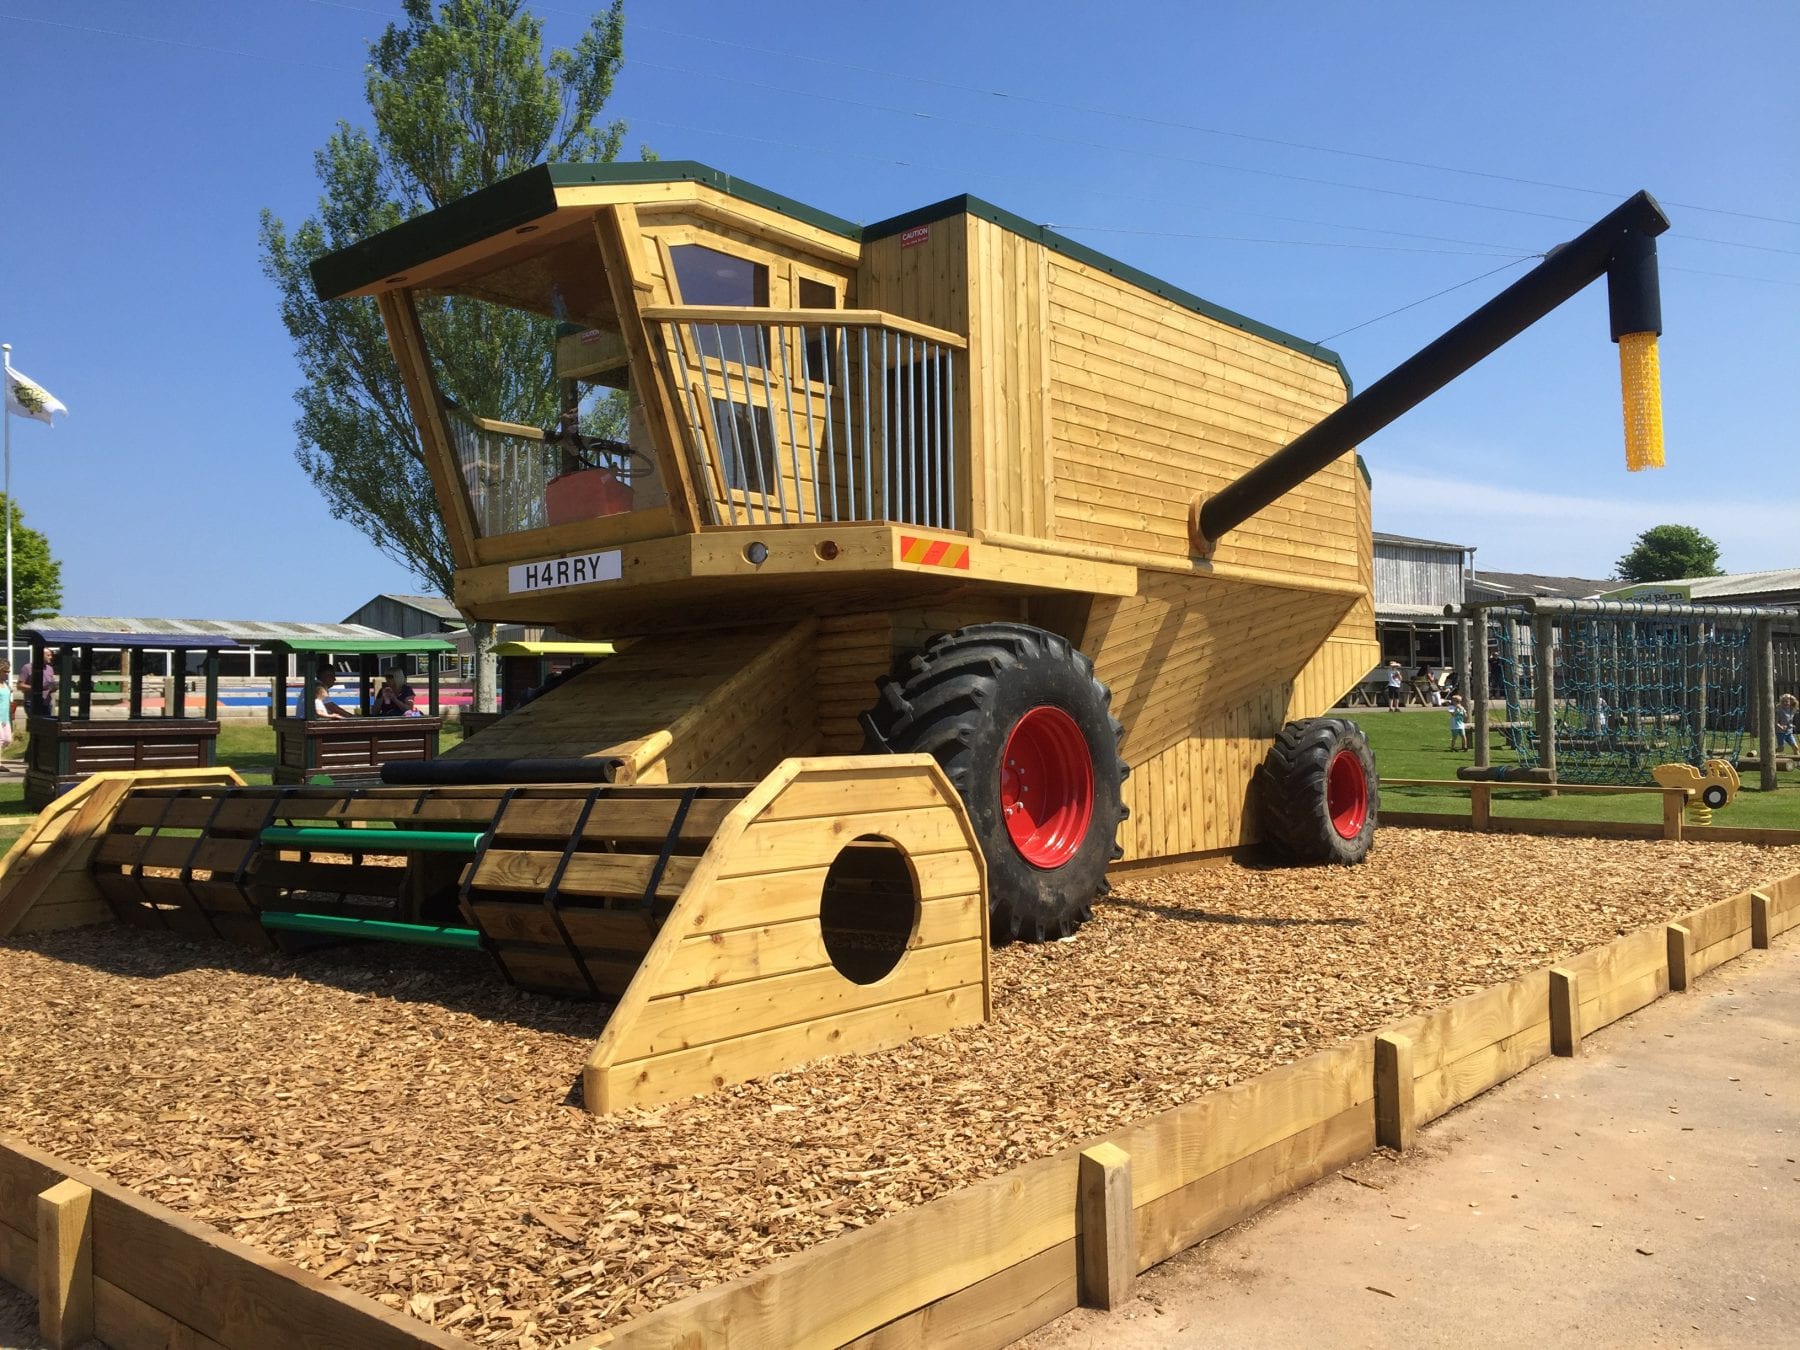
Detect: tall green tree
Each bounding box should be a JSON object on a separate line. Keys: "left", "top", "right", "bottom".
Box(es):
{"left": 259, "top": 0, "right": 632, "bottom": 704}
{"left": 1, "top": 495, "right": 63, "bottom": 631}
{"left": 1614, "top": 524, "right": 1725, "bottom": 583}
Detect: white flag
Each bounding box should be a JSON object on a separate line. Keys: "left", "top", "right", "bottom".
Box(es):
{"left": 4, "top": 366, "right": 68, "bottom": 425}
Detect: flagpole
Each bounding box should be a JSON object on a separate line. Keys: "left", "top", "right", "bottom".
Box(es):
{"left": 2, "top": 341, "right": 11, "bottom": 675}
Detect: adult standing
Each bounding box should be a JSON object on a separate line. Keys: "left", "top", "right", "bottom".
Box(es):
{"left": 1385, "top": 661, "right": 1404, "bottom": 712}
{"left": 18, "top": 646, "right": 57, "bottom": 716}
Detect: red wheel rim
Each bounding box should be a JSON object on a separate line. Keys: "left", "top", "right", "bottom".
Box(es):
{"left": 1327, "top": 748, "right": 1369, "bottom": 840}
{"left": 1001, "top": 706, "right": 1095, "bottom": 869}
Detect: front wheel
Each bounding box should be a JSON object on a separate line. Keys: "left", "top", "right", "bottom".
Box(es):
{"left": 1257, "top": 717, "right": 1378, "bottom": 864}
{"left": 860, "top": 624, "right": 1128, "bottom": 943}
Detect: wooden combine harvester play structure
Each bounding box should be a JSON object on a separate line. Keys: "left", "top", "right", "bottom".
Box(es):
{"left": 0, "top": 164, "right": 1670, "bottom": 1109}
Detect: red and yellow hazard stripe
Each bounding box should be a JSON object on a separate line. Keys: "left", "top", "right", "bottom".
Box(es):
{"left": 898, "top": 534, "right": 971, "bottom": 570}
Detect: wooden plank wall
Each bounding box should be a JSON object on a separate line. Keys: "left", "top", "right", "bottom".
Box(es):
{"left": 0, "top": 768, "right": 245, "bottom": 937}
{"left": 583, "top": 756, "right": 989, "bottom": 1113}
{"left": 0, "top": 1136, "right": 465, "bottom": 1350}
{"left": 1288, "top": 473, "right": 1381, "bottom": 721}
{"left": 596, "top": 864, "right": 1800, "bottom": 1350}
{"left": 1041, "top": 252, "right": 1356, "bottom": 580}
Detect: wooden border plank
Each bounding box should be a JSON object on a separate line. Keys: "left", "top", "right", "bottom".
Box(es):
{"left": 36, "top": 1179, "right": 93, "bottom": 1349}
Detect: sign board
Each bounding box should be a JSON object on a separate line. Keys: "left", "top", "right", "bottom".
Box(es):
{"left": 508, "top": 549, "right": 623, "bottom": 595}
{"left": 900, "top": 225, "right": 931, "bottom": 249}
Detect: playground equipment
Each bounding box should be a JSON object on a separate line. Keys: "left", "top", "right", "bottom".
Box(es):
{"left": 0, "top": 167, "right": 1678, "bottom": 1108}
{"left": 18, "top": 626, "right": 239, "bottom": 810}
{"left": 268, "top": 634, "right": 456, "bottom": 783}
{"left": 1460, "top": 598, "right": 1797, "bottom": 788}
{"left": 1651, "top": 758, "right": 1740, "bottom": 817}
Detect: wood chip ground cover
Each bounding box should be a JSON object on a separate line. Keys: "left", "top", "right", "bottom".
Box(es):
{"left": 2, "top": 829, "right": 1795, "bottom": 1346}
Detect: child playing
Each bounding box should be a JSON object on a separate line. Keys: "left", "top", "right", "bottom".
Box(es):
{"left": 1448, "top": 694, "right": 1471, "bottom": 751}
{"left": 1777, "top": 693, "right": 1799, "bottom": 755}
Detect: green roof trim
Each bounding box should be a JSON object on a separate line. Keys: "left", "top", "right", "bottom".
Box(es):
{"left": 310, "top": 161, "right": 859, "bottom": 301}
{"left": 309, "top": 161, "right": 1350, "bottom": 392}
{"left": 861, "top": 195, "right": 1350, "bottom": 392}
{"left": 271, "top": 637, "right": 456, "bottom": 655}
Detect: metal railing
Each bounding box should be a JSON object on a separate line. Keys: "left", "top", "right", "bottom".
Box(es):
{"left": 646, "top": 306, "right": 967, "bottom": 531}
{"left": 447, "top": 411, "right": 558, "bottom": 537}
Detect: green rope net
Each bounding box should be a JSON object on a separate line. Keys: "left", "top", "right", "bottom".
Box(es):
{"left": 1489, "top": 607, "right": 1750, "bottom": 784}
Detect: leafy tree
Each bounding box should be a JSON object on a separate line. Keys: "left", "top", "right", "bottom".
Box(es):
{"left": 0, "top": 494, "right": 63, "bottom": 631}
{"left": 259, "top": 0, "right": 633, "bottom": 706}
{"left": 1614, "top": 524, "right": 1725, "bottom": 583}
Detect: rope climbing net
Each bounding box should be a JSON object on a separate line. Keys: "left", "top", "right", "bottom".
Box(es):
{"left": 1488, "top": 604, "right": 1751, "bottom": 784}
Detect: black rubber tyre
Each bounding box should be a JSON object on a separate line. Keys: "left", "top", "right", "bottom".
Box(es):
{"left": 1701, "top": 782, "right": 1729, "bottom": 810}
{"left": 1256, "top": 717, "right": 1378, "bottom": 865}
{"left": 860, "top": 623, "right": 1128, "bottom": 943}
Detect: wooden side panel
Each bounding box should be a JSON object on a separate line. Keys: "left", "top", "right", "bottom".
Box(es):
{"left": 585, "top": 756, "right": 989, "bottom": 1113}
{"left": 1042, "top": 251, "right": 1357, "bottom": 583}
{"left": 1561, "top": 923, "right": 1671, "bottom": 1033}
{"left": 1678, "top": 889, "right": 1755, "bottom": 981}
{"left": 1085, "top": 569, "right": 1354, "bottom": 770}
{"left": 1382, "top": 970, "right": 1552, "bottom": 1126}
{"left": 1288, "top": 472, "right": 1380, "bottom": 719}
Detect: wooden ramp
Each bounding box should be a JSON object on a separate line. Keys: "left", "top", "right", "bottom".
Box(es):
{"left": 6, "top": 755, "right": 988, "bottom": 1113}
{"left": 447, "top": 620, "right": 819, "bottom": 783}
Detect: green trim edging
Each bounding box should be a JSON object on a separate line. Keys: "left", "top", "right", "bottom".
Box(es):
{"left": 309, "top": 161, "right": 1353, "bottom": 394}
{"left": 862, "top": 194, "right": 1351, "bottom": 392}
{"left": 310, "top": 161, "right": 860, "bottom": 302}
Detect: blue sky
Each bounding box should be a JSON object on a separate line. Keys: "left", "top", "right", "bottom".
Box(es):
{"left": 1, "top": 0, "right": 1795, "bottom": 623}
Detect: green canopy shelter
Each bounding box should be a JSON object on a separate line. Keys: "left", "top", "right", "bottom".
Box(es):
{"left": 268, "top": 635, "right": 457, "bottom": 784}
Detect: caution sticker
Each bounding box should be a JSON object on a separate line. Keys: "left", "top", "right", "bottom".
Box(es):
{"left": 898, "top": 535, "right": 971, "bottom": 570}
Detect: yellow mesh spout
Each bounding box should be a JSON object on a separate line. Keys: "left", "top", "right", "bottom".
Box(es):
{"left": 1618, "top": 331, "right": 1664, "bottom": 471}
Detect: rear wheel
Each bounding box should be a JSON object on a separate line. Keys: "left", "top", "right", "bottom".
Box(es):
{"left": 1257, "top": 718, "right": 1378, "bottom": 864}
{"left": 861, "top": 623, "right": 1127, "bottom": 942}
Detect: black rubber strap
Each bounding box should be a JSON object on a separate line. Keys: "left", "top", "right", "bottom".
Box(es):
{"left": 460, "top": 786, "right": 524, "bottom": 986}
{"left": 640, "top": 787, "right": 702, "bottom": 923}
{"left": 176, "top": 789, "right": 233, "bottom": 941}
{"left": 131, "top": 790, "right": 190, "bottom": 931}
{"left": 236, "top": 788, "right": 298, "bottom": 916}
{"left": 540, "top": 787, "right": 613, "bottom": 999}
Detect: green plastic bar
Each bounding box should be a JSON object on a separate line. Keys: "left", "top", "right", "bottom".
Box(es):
{"left": 259, "top": 911, "right": 485, "bottom": 950}
{"left": 260, "top": 827, "right": 484, "bottom": 853}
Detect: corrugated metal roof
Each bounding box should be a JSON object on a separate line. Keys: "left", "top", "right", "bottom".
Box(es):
{"left": 1605, "top": 568, "right": 1800, "bottom": 598}
{"left": 1467, "top": 572, "right": 1612, "bottom": 601}
{"left": 26, "top": 627, "right": 242, "bottom": 650}
{"left": 1373, "top": 531, "right": 1471, "bottom": 552}
{"left": 355, "top": 594, "right": 463, "bottom": 622}
{"left": 45, "top": 616, "right": 403, "bottom": 644}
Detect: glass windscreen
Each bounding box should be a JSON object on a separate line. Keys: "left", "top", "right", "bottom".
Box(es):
{"left": 417, "top": 225, "right": 666, "bottom": 537}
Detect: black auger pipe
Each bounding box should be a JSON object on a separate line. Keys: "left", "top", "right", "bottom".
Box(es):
{"left": 1192, "top": 191, "right": 1670, "bottom": 555}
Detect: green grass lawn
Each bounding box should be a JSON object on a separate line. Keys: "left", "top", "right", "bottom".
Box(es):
{"left": 1350, "top": 706, "right": 1800, "bottom": 830}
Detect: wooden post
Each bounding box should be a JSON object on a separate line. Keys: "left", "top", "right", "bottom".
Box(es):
{"left": 1470, "top": 781, "right": 1491, "bottom": 831}
{"left": 1751, "top": 892, "right": 1772, "bottom": 950}
{"left": 1549, "top": 967, "right": 1581, "bottom": 1056}
{"left": 170, "top": 649, "right": 187, "bottom": 720}
{"left": 427, "top": 651, "right": 442, "bottom": 717}
{"left": 56, "top": 645, "right": 75, "bottom": 719}
{"left": 36, "top": 1179, "right": 93, "bottom": 1349}
{"left": 1667, "top": 923, "right": 1692, "bottom": 992}
{"left": 76, "top": 646, "right": 93, "bottom": 720}
{"left": 1471, "top": 611, "right": 1491, "bottom": 770}
{"left": 1077, "top": 1143, "right": 1135, "bottom": 1311}
{"left": 204, "top": 649, "right": 221, "bottom": 720}
{"left": 1754, "top": 619, "right": 1778, "bottom": 791}
{"left": 1661, "top": 789, "right": 1686, "bottom": 841}
{"left": 1374, "top": 1033, "right": 1415, "bottom": 1152}
{"left": 128, "top": 649, "right": 144, "bottom": 720}
{"left": 1531, "top": 614, "right": 1557, "bottom": 786}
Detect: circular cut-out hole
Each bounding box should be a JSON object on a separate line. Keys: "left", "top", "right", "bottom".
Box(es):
{"left": 819, "top": 835, "right": 920, "bottom": 985}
